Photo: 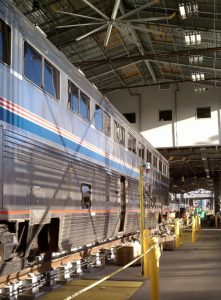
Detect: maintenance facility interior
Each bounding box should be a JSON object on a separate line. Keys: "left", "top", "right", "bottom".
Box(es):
{"left": 12, "top": 0, "right": 221, "bottom": 202}
{"left": 1, "top": 0, "right": 221, "bottom": 299}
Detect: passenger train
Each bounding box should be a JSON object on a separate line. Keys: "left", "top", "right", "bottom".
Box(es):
{"left": 0, "top": 0, "right": 169, "bottom": 275}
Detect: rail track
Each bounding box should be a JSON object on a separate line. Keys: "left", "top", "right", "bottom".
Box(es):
{"left": 0, "top": 232, "right": 139, "bottom": 299}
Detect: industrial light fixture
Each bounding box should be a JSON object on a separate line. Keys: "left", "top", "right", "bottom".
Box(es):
{"left": 179, "top": 3, "right": 186, "bottom": 19}
{"left": 179, "top": 2, "right": 199, "bottom": 19}
{"left": 185, "top": 31, "right": 201, "bottom": 45}
{"left": 191, "top": 72, "right": 205, "bottom": 81}
{"left": 193, "top": 85, "right": 208, "bottom": 93}
{"left": 189, "top": 54, "right": 203, "bottom": 64}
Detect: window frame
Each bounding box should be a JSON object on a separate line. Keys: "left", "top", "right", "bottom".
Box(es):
{"left": 81, "top": 183, "right": 92, "bottom": 209}
{"left": 153, "top": 155, "right": 158, "bottom": 168}
{"left": 68, "top": 79, "right": 80, "bottom": 113}
{"left": 114, "top": 120, "right": 125, "bottom": 146}
{"left": 146, "top": 149, "right": 152, "bottom": 164}
{"left": 94, "top": 104, "right": 111, "bottom": 136}
{"left": 123, "top": 112, "right": 136, "bottom": 124}
{"left": 159, "top": 110, "right": 172, "bottom": 121}
{"left": 0, "top": 17, "right": 11, "bottom": 67}
{"left": 138, "top": 142, "right": 145, "bottom": 159}
{"left": 67, "top": 78, "right": 91, "bottom": 122}
{"left": 128, "top": 132, "right": 136, "bottom": 154}
{"left": 23, "top": 40, "right": 60, "bottom": 101}
{"left": 196, "top": 107, "right": 211, "bottom": 119}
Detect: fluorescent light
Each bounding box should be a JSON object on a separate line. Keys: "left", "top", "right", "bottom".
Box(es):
{"left": 179, "top": 1, "right": 199, "bottom": 19}
{"left": 191, "top": 73, "right": 196, "bottom": 81}
{"left": 179, "top": 3, "right": 186, "bottom": 19}
{"left": 185, "top": 33, "right": 190, "bottom": 45}
{"left": 196, "top": 32, "right": 201, "bottom": 44}
{"left": 199, "top": 55, "right": 203, "bottom": 63}
{"left": 193, "top": 2, "right": 199, "bottom": 14}
{"left": 200, "top": 72, "right": 205, "bottom": 80}
{"left": 190, "top": 32, "right": 196, "bottom": 44}
{"left": 196, "top": 72, "right": 200, "bottom": 81}
{"left": 185, "top": 30, "right": 201, "bottom": 45}
{"left": 189, "top": 56, "right": 194, "bottom": 64}
{"left": 186, "top": 3, "right": 192, "bottom": 15}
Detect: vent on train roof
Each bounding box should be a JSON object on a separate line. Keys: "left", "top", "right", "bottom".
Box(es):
{"left": 159, "top": 83, "right": 171, "bottom": 90}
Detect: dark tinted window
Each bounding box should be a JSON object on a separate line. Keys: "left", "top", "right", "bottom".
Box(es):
{"left": 124, "top": 112, "right": 136, "bottom": 123}
{"left": 114, "top": 121, "right": 125, "bottom": 146}
{"left": 197, "top": 107, "right": 211, "bottom": 119}
{"left": 24, "top": 42, "right": 60, "bottom": 99}
{"left": 68, "top": 80, "right": 79, "bottom": 112}
{"left": 153, "top": 156, "right": 157, "bottom": 168}
{"left": 80, "top": 91, "right": 90, "bottom": 120}
{"left": 103, "top": 111, "right": 111, "bottom": 136}
{"left": 159, "top": 110, "right": 172, "bottom": 121}
{"left": 0, "top": 19, "right": 11, "bottom": 65}
{"left": 146, "top": 149, "right": 152, "bottom": 163}
{"left": 128, "top": 133, "right": 136, "bottom": 153}
{"left": 44, "top": 59, "right": 60, "bottom": 98}
{"left": 95, "top": 105, "right": 103, "bottom": 131}
{"left": 24, "top": 42, "right": 42, "bottom": 87}
{"left": 81, "top": 184, "right": 91, "bottom": 209}
{"left": 138, "top": 142, "right": 145, "bottom": 159}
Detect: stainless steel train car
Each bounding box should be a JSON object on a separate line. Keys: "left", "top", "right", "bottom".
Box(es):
{"left": 0, "top": 0, "right": 169, "bottom": 275}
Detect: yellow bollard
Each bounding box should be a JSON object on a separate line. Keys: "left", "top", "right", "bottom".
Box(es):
{"left": 175, "top": 218, "right": 180, "bottom": 248}
{"left": 195, "top": 215, "right": 199, "bottom": 231}
{"left": 143, "top": 229, "right": 150, "bottom": 279}
{"left": 150, "top": 237, "right": 160, "bottom": 300}
{"left": 192, "top": 216, "right": 196, "bottom": 243}
{"left": 215, "top": 214, "right": 218, "bottom": 228}
{"left": 186, "top": 216, "right": 189, "bottom": 226}
{"left": 198, "top": 215, "right": 201, "bottom": 231}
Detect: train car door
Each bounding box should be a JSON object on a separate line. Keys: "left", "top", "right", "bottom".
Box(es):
{"left": 119, "top": 176, "right": 126, "bottom": 232}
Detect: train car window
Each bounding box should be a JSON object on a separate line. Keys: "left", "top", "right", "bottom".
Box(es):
{"left": 146, "top": 149, "right": 152, "bottom": 163}
{"left": 80, "top": 91, "right": 90, "bottom": 120}
{"left": 153, "top": 155, "right": 158, "bottom": 168}
{"left": 128, "top": 133, "right": 136, "bottom": 153}
{"left": 24, "top": 41, "right": 60, "bottom": 100}
{"left": 68, "top": 80, "right": 79, "bottom": 113}
{"left": 138, "top": 142, "right": 145, "bottom": 159}
{"left": 44, "top": 59, "right": 60, "bottom": 99}
{"left": 24, "top": 42, "right": 42, "bottom": 87}
{"left": 103, "top": 111, "right": 111, "bottom": 136}
{"left": 95, "top": 105, "right": 103, "bottom": 131}
{"left": 114, "top": 121, "right": 125, "bottom": 146}
{"left": 0, "top": 19, "right": 11, "bottom": 66}
{"left": 81, "top": 184, "right": 91, "bottom": 209}
{"left": 163, "top": 164, "right": 166, "bottom": 175}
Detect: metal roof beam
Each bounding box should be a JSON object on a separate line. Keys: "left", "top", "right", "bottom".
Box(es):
{"left": 74, "top": 46, "right": 221, "bottom": 66}
{"left": 118, "top": 2, "right": 157, "bottom": 82}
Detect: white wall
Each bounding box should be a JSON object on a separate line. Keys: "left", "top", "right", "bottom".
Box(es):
{"left": 107, "top": 83, "right": 221, "bottom": 148}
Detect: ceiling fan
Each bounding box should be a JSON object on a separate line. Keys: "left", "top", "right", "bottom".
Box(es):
{"left": 53, "top": 0, "right": 175, "bottom": 47}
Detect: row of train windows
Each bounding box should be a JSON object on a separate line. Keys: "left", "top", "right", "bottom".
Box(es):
{"left": 0, "top": 19, "right": 168, "bottom": 175}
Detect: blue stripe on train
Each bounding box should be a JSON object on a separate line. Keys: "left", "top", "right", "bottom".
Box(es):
{"left": 0, "top": 107, "right": 139, "bottom": 178}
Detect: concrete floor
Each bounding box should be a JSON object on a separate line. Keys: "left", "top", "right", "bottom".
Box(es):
{"left": 131, "top": 229, "right": 221, "bottom": 300}
{"left": 81, "top": 229, "right": 221, "bottom": 300}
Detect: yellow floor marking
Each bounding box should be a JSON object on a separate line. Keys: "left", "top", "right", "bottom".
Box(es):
{"left": 41, "top": 280, "right": 143, "bottom": 300}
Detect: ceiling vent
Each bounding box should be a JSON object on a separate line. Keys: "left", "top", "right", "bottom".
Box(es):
{"left": 159, "top": 83, "right": 171, "bottom": 90}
